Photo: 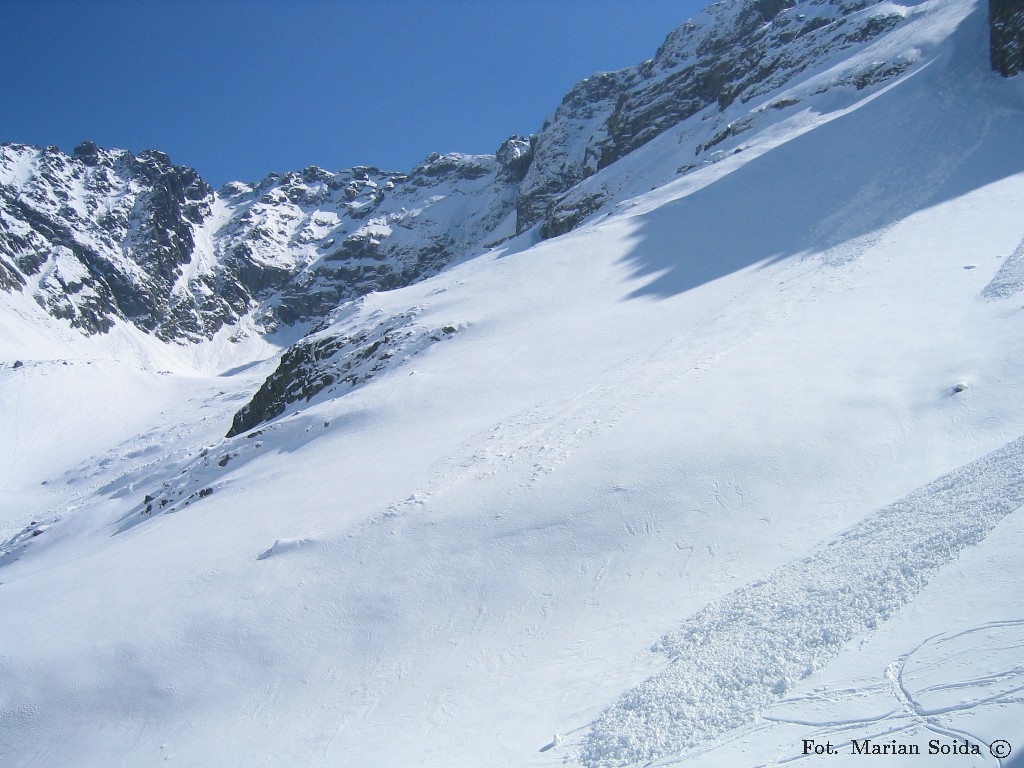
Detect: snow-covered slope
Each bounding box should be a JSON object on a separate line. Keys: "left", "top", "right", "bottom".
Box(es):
{"left": 1, "top": 0, "right": 940, "bottom": 348}
{"left": 0, "top": 139, "right": 530, "bottom": 343}
{"left": 3, "top": 1, "right": 1024, "bottom": 767}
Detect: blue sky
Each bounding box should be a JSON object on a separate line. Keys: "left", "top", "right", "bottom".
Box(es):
{"left": 1, "top": 1, "right": 707, "bottom": 187}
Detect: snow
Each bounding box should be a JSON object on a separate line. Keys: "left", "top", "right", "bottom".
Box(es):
{"left": 582, "top": 435, "right": 1024, "bottom": 765}
{"left": 2, "top": 1, "right": 1024, "bottom": 767}
{"left": 0, "top": 143, "right": 38, "bottom": 192}
{"left": 982, "top": 236, "right": 1024, "bottom": 300}
{"left": 171, "top": 195, "right": 234, "bottom": 300}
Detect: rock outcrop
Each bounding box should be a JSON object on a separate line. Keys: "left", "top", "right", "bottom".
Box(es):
{"left": 517, "top": 0, "right": 913, "bottom": 235}
{"left": 991, "top": 0, "right": 1024, "bottom": 76}
{"left": 0, "top": 140, "right": 522, "bottom": 340}
{"left": 227, "top": 309, "right": 463, "bottom": 437}
{"left": 0, "top": 0, "right": 950, "bottom": 350}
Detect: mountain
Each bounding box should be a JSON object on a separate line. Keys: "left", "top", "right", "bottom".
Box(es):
{"left": 0, "top": 138, "right": 531, "bottom": 341}
{"left": 2, "top": 1, "right": 1024, "bottom": 767}
{"left": 1, "top": 0, "right": 965, "bottom": 345}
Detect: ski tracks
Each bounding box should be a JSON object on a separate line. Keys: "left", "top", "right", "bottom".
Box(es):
{"left": 381, "top": 268, "right": 812, "bottom": 522}
{"left": 751, "top": 620, "right": 1024, "bottom": 767}
{"left": 578, "top": 435, "right": 1024, "bottom": 767}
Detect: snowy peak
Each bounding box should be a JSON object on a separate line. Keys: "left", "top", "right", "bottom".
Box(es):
{"left": 516, "top": 0, "right": 924, "bottom": 235}
{"left": 0, "top": 0, "right": 974, "bottom": 351}
{"left": 0, "top": 139, "right": 525, "bottom": 345}
{"left": 0, "top": 140, "right": 216, "bottom": 337}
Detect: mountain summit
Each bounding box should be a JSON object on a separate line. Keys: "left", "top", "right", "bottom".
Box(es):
{"left": 2, "top": 2, "right": 1024, "bottom": 767}
{"left": 4, "top": 0, "right": 1000, "bottom": 344}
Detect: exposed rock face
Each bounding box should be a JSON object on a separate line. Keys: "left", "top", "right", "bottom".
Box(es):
{"left": 227, "top": 309, "right": 463, "bottom": 437}
{"left": 210, "top": 149, "right": 520, "bottom": 333}
{"left": 1, "top": 0, "right": 938, "bottom": 347}
{"left": 0, "top": 142, "right": 215, "bottom": 335}
{"left": 518, "top": 0, "right": 913, "bottom": 235}
{"left": 0, "top": 141, "right": 522, "bottom": 340}
{"left": 991, "top": 0, "right": 1024, "bottom": 76}
{"left": 495, "top": 136, "right": 535, "bottom": 183}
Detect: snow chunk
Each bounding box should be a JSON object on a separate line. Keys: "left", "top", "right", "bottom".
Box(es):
{"left": 256, "top": 536, "right": 321, "bottom": 561}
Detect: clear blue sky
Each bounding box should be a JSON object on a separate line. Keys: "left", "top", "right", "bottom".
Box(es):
{"left": 1, "top": 1, "right": 708, "bottom": 187}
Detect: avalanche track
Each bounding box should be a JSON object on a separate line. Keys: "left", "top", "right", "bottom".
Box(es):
{"left": 582, "top": 435, "right": 1024, "bottom": 766}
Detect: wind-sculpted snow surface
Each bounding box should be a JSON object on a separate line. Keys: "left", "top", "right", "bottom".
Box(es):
{"left": 581, "top": 436, "right": 1024, "bottom": 767}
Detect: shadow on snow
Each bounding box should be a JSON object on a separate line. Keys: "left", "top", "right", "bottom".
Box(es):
{"left": 617, "top": 6, "right": 1024, "bottom": 300}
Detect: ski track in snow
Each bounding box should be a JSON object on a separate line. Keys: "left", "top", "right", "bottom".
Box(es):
{"left": 578, "top": 435, "right": 1024, "bottom": 767}
{"left": 382, "top": 262, "right": 823, "bottom": 521}
{"left": 748, "top": 619, "right": 1024, "bottom": 767}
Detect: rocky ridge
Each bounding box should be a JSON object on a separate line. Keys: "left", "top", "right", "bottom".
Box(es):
{"left": 3, "top": 0, "right": 993, "bottom": 441}
{"left": 0, "top": 138, "right": 528, "bottom": 341}
{"left": 0, "top": 142, "right": 214, "bottom": 336}
{"left": 1, "top": 0, "right": 934, "bottom": 348}
{"left": 516, "top": 0, "right": 919, "bottom": 236}
{"left": 223, "top": 0, "right": 993, "bottom": 438}
{"left": 990, "top": 0, "right": 1024, "bottom": 76}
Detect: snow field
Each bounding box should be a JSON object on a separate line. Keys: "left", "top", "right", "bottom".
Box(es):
{"left": 580, "top": 435, "right": 1024, "bottom": 766}
{"left": 2, "top": 2, "right": 1024, "bottom": 766}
